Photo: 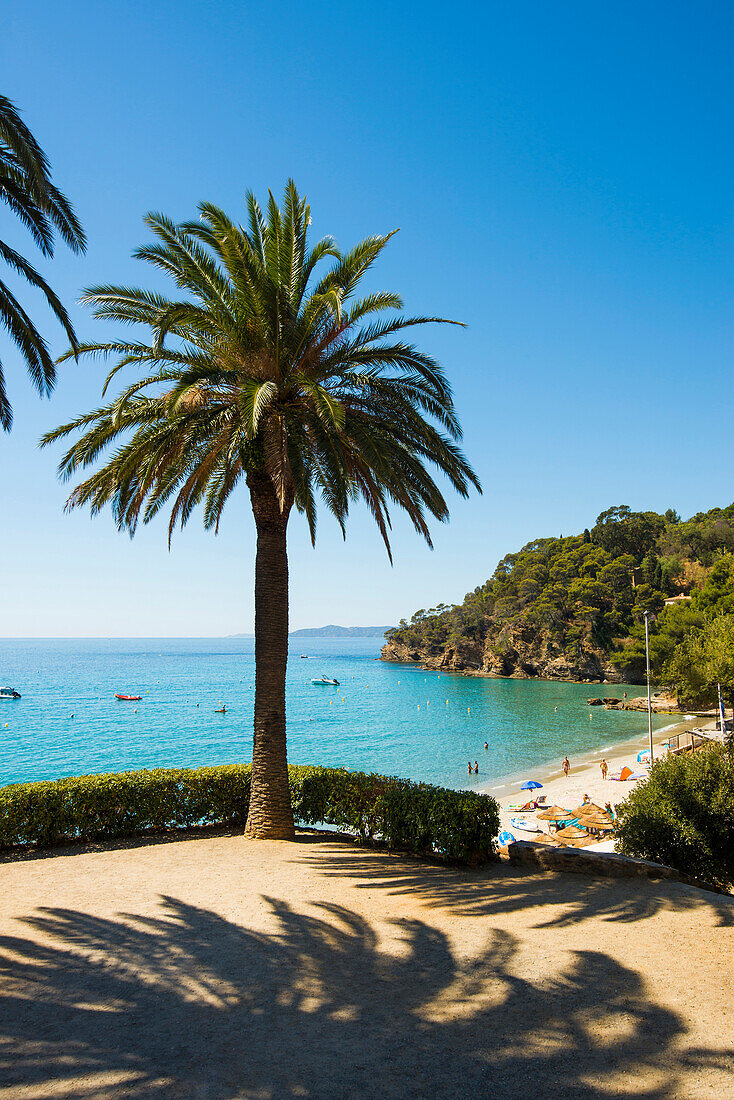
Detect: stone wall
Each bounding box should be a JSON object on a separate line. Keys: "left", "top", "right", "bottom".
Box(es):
{"left": 507, "top": 840, "right": 724, "bottom": 895}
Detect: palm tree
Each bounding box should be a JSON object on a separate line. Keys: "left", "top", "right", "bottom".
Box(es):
{"left": 0, "top": 94, "right": 85, "bottom": 429}
{"left": 41, "top": 182, "right": 480, "bottom": 839}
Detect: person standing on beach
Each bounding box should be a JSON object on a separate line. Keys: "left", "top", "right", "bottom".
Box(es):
{"left": 600, "top": 758, "right": 608, "bottom": 780}
{"left": 562, "top": 756, "right": 570, "bottom": 777}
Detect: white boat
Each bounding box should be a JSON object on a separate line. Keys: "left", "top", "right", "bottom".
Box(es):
{"left": 312, "top": 676, "right": 339, "bottom": 686}
{"left": 0, "top": 686, "right": 21, "bottom": 700}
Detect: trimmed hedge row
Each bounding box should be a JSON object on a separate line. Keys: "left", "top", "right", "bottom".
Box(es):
{"left": 0, "top": 764, "right": 500, "bottom": 865}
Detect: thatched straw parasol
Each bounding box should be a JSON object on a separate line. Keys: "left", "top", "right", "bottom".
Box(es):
{"left": 555, "top": 824, "right": 589, "bottom": 840}
{"left": 537, "top": 805, "right": 572, "bottom": 821}
{"left": 562, "top": 835, "right": 599, "bottom": 848}
{"left": 576, "top": 806, "right": 615, "bottom": 828}
{"left": 573, "top": 802, "right": 605, "bottom": 817}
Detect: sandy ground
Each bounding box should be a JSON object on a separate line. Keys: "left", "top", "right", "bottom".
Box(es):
{"left": 0, "top": 829, "right": 732, "bottom": 1099}
{"left": 484, "top": 716, "right": 702, "bottom": 842}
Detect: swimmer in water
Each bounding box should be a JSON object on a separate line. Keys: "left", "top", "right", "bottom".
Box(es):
{"left": 484, "top": 741, "right": 489, "bottom": 750}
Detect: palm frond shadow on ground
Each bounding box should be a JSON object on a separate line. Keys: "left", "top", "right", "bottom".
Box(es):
{"left": 0, "top": 893, "right": 731, "bottom": 1098}
{"left": 300, "top": 844, "right": 734, "bottom": 928}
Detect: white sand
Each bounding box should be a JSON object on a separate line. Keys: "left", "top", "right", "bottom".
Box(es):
{"left": 484, "top": 714, "right": 701, "bottom": 843}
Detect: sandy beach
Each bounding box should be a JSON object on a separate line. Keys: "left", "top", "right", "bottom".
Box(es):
{"left": 482, "top": 713, "right": 703, "bottom": 843}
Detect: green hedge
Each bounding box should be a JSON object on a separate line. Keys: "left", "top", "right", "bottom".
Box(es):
{"left": 616, "top": 744, "right": 734, "bottom": 889}
{"left": 0, "top": 764, "right": 499, "bottom": 865}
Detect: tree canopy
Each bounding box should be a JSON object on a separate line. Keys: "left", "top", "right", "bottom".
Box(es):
{"left": 387, "top": 503, "right": 734, "bottom": 699}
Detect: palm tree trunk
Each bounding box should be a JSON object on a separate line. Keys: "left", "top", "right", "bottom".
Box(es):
{"left": 244, "top": 473, "right": 295, "bottom": 839}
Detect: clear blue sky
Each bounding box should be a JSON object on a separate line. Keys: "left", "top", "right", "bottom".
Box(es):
{"left": 2, "top": 1, "right": 733, "bottom": 636}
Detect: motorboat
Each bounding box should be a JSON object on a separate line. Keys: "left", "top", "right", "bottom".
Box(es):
{"left": 0, "top": 686, "right": 21, "bottom": 700}
{"left": 115, "top": 693, "right": 142, "bottom": 701}
{"left": 509, "top": 817, "right": 541, "bottom": 833}
{"left": 300, "top": 654, "right": 308, "bottom": 659}
{"left": 311, "top": 676, "right": 340, "bottom": 686}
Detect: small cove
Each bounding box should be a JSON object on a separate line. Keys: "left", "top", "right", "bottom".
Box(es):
{"left": 0, "top": 636, "right": 672, "bottom": 789}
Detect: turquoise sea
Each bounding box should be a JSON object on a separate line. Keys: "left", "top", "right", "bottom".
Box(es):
{"left": 0, "top": 637, "right": 671, "bottom": 790}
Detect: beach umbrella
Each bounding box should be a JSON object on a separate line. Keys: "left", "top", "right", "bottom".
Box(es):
{"left": 573, "top": 802, "right": 605, "bottom": 817}
{"left": 562, "top": 835, "right": 599, "bottom": 848}
{"left": 577, "top": 810, "right": 614, "bottom": 825}
{"left": 555, "top": 824, "right": 589, "bottom": 839}
{"left": 520, "top": 780, "right": 543, "bottom": 790}
{"left": 532, "top": 833, "right": 561, "bottom": 846}
{"left": 536, "top": 805, "right": 572, "bottom": 820}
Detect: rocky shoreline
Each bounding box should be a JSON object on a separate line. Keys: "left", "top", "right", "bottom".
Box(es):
{"left": 380, "top": 636, "right": 631, "bottom": 685}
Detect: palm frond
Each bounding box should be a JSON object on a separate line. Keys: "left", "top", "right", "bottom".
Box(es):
{"left": 43, "top": 183, "right": 479, "bottom": 550}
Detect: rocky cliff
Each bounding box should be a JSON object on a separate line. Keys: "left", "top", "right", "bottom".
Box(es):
{"left": 381, "top": 624, "right": 625, "bottom": 683}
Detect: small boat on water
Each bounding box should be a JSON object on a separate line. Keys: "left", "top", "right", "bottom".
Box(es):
{"left": 0, "top": 686, "right": 21, "bottom": 700}
{"left": 311, "top": 676, "right": 339, "bottom": 686}
{"left": 300, "top": 654, "right": 308, "bottom": 659}
{"left": 115, "top": 693, "right": 142, "bottom": 701}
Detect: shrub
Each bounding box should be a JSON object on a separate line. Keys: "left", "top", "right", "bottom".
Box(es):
{"left": 0, "top": 764, "right": 499, "bottom": 865}
{"left": 294, "top": 767, "right": 499, "bottom": 863}
{"left": 615, "top": 745, "right": 734, "bottom": 889}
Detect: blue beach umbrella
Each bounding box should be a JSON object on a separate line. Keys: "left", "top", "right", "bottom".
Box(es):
{"left": 520, "top": 780, "right": 543, "bottom": 791}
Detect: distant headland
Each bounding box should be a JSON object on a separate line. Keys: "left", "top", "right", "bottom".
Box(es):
{"left": 228, "top": 625, "right": 390, "bottom": 639}
{"left": 290, "top": 625, "right": 391, "bottom": 638}
{"left": 382, "top": 502, "right": 734, "bottom": 701}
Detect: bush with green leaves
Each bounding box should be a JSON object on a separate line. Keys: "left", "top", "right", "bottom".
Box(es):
{"left": 0, "top": 763, "right": 499, "bottom": 865}
{"left": 615, "top": 745, "right": 734, "bottom": 889}
{"left": 663, "top": 614, "right": 734, "bottom": 707}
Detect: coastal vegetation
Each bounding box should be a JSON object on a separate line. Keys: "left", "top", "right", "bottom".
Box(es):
{"left": 384, "top": 503, "right": 734, "bottom": 702}
{"left": 0, "top": 94, "right": 85, "bottom": 429}
{"left": 41, "top": 183, "right": 480, "bottom": 839}
{"left": 0, "top": 764, "right": 499, "bottom": 865}
{"left": 616, "top": 743, "right": 734, "bottom": 890}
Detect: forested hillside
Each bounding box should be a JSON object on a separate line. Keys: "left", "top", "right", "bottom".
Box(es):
{"left": 382, "top": 504, "right": 734, "bottom": 702}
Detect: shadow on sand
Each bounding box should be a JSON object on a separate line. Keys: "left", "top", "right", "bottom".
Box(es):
{"left": 300, "top": 838, "right": 734, "bottom": 929}
{"left": 0, "top": 888, "right": 732, "bottom": 1098}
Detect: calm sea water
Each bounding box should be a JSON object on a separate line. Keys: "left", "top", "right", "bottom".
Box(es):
{"left": 0, "top": 637, "right": 670, "bottom": 790}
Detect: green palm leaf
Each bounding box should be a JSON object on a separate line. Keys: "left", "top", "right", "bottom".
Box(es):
{"left": 0, "top": 94, "right": 85, "bottom": 429}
